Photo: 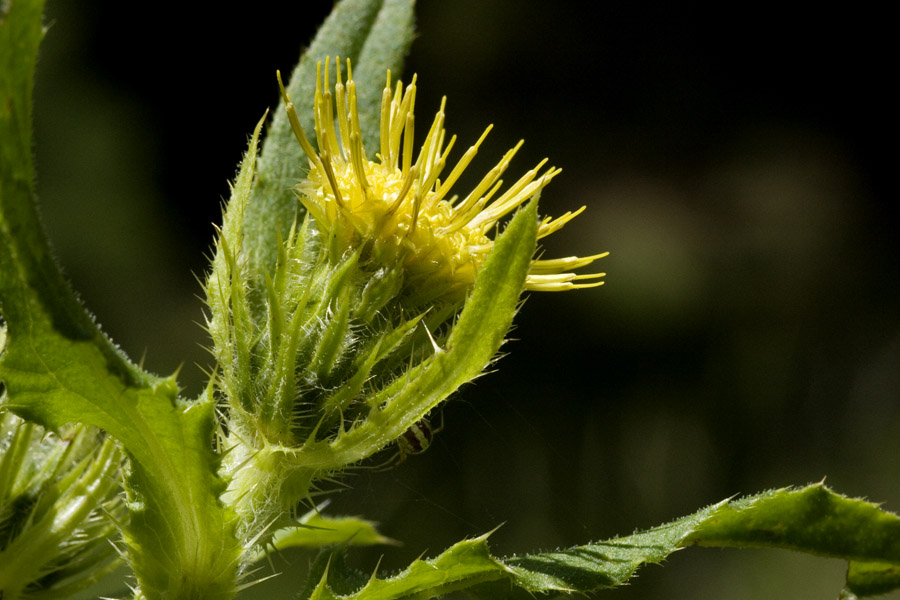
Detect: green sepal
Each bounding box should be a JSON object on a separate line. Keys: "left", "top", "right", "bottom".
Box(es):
{"left": 319, "top": 312, "right": 423, "bottom": 417}
{"left": 309, "top": 253, "right": 357, "bottom": 383}
{"left": 206, "top": 111, "right": 275, "bottom": 421}
{"left": 208, "top": 1, "right": 421, "bottom": 551}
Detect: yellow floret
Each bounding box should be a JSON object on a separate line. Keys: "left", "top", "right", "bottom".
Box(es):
{"left": 278, "top": 59, "right": 606, "bottom": 298}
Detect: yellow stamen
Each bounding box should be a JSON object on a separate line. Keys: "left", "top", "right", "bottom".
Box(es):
{"left": 282, "top": 58, "right": 606, "bottom": 301}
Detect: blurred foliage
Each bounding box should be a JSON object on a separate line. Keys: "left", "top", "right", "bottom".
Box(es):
{"left": 32, "top": 1, "right": 897, "bottom": 598}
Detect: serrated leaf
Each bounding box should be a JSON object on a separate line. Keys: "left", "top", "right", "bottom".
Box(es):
{"left": 241, "top": 0, "right": 416, "bottom": 278}
{"left": 300, "top": 484, "right": 900, "bottom": 599}
{"left": 307, "top": 534, "right": 509, "bottom": 600}
{"left": 684, "top": 483, "right": 900, "bottom": 560}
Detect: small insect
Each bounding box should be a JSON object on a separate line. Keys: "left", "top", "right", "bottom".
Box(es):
{"left": 397, "top": 418, "right": 435, "bottom": 457}
{"left": 378, "top": 415, "right": 444, "bottom": 469}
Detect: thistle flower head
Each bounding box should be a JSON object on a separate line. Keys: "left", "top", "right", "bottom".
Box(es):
{"left": 213, "top": 59, "right": 610, "bottom": 547}
{"left": 279, "top": 59, "right": 606, "bottom": 303}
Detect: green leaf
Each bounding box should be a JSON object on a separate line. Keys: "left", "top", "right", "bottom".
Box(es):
{"left": 1, "top": 0, "right": 43, "bottom": 189}
{"left": 300, "top": 484, "right": 900, "bottom": 599}
{"left": 1, "top": 0, "right": 100, "bottom": 342}
{"left": 1, "top": 1, "right": 241, "bottom": 595}
{"left": 281, "top": 514, "right": 396, "bottom": 548}
{"left": 846, "top": 561, "right": 900, "bottom": 597}
{"left": 242, "top": 0, "right": 416, "bottom": 279}
{"left": 684, "top": 483, "right": 900, "bottom": 560}
{"left": 348, "top": 0, "right": 418, "bottom": 154}
{"left": 246, "top": 507, "right": 395, "bottom": 565}
{"left": 306, "top": 534, "right": 508, "bottom": 600}
{"left": 1, "top": 304, "right": 241, "bottom": 598}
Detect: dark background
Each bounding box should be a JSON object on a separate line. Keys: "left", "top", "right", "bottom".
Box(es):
{"left": 31, "top": 1, "right": 898, "bottom": 598}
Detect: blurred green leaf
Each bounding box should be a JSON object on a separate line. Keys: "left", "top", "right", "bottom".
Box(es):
{"left": 846, "top": 560, "right": 900, "bottom": 597}
{"left": 253, "top": 512, "right": 395, "bottom": 560}
{"left": 242, "top": 0, "right": 416, "bottom": 278}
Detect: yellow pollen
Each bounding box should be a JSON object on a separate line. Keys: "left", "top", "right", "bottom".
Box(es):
{"left": 278, "top": 58, "right": 606, "bottom": 297}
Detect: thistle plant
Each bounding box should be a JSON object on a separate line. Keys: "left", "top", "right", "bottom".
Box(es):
{"left": 1, "top": 1, "right": 900, "bottom": 599}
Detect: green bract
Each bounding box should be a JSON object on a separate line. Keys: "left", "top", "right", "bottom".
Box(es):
{"left": 207, "top": 111, "right": 537, "bottom": 552}
{"left": 0, "top": 414, "right": 122, "bottom": 598}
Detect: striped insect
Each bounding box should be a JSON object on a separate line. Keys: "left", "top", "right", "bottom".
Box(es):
{"left": 397, "top": 418, "right": 435, "bottom": 458}
{"left": 378, "top": 415, "right": 443, "bottom": 468}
